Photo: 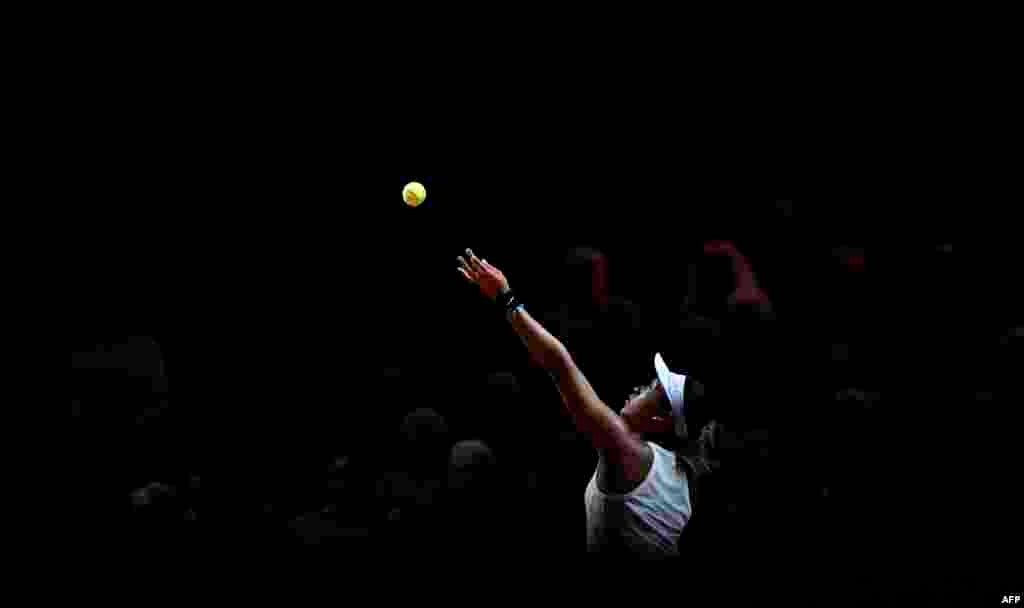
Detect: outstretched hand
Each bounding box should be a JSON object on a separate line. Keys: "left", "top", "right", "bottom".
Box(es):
{"left": 457, "top": 248, "right": 510, "bottom": 302}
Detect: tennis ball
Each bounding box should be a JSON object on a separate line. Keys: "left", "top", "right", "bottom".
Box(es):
{"left": 403, "top": 182, "right": 427, "bottom": 207}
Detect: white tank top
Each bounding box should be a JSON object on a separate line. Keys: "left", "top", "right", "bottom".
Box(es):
{"left": 584, "top": 441, "right": 692, "bottom": 558}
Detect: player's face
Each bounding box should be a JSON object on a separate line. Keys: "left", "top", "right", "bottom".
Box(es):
{"left": 620, "top": 379, "right": 673, "bottom": 434}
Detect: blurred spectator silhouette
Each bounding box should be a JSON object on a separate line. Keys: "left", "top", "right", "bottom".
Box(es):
{"left": 447, "top": 440, "right": 498, "bottom": 510}
{"left": 701, "top": 240, "right": 775, "bottom": 322}
{"left": 444, "top": 438, "right": 542, "bottom": 559}
{"left": 561, "top": 246, "right": 611, "bottom": 309}
{"left": 373, "top": 407, "right": 452, "bottom": 555}
{"left": 286, "top": 455, "right": 376, "bottom": 550}
{"left": 657, "top": 240, "right": 785, "bottom": 431}
{"left": 127, "top": 475, "right": 203, "bottom": 548}
{"left": 659, "top": 239, "right": 798, "bottom": 555}
{"left": 71, "top": 337, "right": 178, "bottom": 542}
{"left": 469, "top": 372, "right": 523, "bottom": 467}
{"left": 540, "top": 246, "right": 651, "bottom": 404}
{"left": 444, "top": 439, "right": 504, "bottom": 555}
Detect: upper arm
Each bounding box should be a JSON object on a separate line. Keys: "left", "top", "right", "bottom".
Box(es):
{"left": 549, "top": 353, "right": 636, "bottom": 455}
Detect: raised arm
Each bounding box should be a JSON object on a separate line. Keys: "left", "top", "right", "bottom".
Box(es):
{"left": 457, "top": 249, "right": 632, "bottom": 453}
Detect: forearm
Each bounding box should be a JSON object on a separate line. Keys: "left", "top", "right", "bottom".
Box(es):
{"left": 507, "top": 307, "right": 572, "bottom": 377}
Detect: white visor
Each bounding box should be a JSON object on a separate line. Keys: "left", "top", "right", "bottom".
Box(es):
{"left": 654, "top": 352, "right": 688, "bottom": 439}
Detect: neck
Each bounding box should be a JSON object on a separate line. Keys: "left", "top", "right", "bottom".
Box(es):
{"left": 620, "top": 416, "right": 642, "bottom": 439}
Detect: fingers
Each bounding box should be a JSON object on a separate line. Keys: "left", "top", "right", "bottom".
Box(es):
{"left": 458, "top": 253, "right": 482, "bottom": 286}
{"left": 465, "top": 248, "right": 483, "bottom": 273}
{"left": 458, "top": 249, "right": 499, "bottom": 287}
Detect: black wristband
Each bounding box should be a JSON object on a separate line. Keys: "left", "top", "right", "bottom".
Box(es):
{"left": 495, "top": 288, "right": 515, "bottom": 310}
{"left": 504, "top": 294, "right": 519, "bottom": 313}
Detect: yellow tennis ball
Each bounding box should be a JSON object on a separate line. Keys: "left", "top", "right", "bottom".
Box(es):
{"left": 402, "top": 182, "right": 427, "bottom": 207}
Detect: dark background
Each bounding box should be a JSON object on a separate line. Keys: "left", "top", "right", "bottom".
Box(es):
{"left": 69, "top": 120, "right": 1018, "bottom": 598}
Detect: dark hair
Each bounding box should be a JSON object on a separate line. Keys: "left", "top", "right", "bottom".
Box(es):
{"left": 682, "top": 376, "right": 710, "bottom": 436}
